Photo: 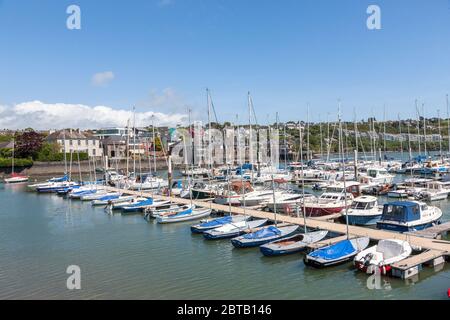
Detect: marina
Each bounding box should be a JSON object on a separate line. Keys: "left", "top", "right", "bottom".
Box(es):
{"left": 3, "top": 1, "right": 450, "bottom": 303}
{"left": 1, "top": 173, "right": 450, "bottom": 300}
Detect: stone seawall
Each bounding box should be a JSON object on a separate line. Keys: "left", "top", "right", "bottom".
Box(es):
{"left": 0, "top": 158, "right": 173, "bottom": 178}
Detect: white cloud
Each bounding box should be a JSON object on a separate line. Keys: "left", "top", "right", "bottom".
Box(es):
{"left": 0, "top": 101, "right": 187, "bottom": 130}
{"left": 91, "top": 71, "right": 115, "bottom": 87}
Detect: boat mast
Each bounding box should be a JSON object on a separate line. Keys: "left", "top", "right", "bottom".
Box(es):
{"left": 207, "top": 88, "right": 212, "bottom": 176}
{"left": 438, "top": 109, "right": 443, "bottom": 163}
{"left": 299, "top": 123, "right": 307, "bottom": 234}
{"left": 326, "top": 112, "right": 330, "bottom": 162}
{"left": 447, "top": 94, "right": 450, "bottom": 154}
{"left": 422, "top": 103, "right": 427, "bottom": 156}
{"left": 152, "top": 115, "right": 156, "bottom": 174}
{"left": 415, "top": 99, "right": 421, "bottom": 155}
{"left": 383, "top": 105, "right": 387, "bottom": 158}
{"left": 398, "top": 114, "right": 404, "bottom": 160}
{"left": 338, "top": 102, "right": 350, "bottom": 240}
{"left": 11, "top": 136, "right": 15, "bottom": 175}
{"left": 133, "top": 107, "right": 136, "bottom": 177}
{"left": 407, "top": 119, "right": 412, "bottom": 161}
{"left": 306, "top": 104, "right": 310, "bottom": 162}
{"left": 63, "top": 130, "right": 67, "bottom": 175}
{"left": 248, "top": 92, "right": 254, "bottom": 183}
{"left": 126, "top": 119, "right": 130, "bottom": 177}
{"left": 319, "top": 115, "right": 323, "bottom": 160}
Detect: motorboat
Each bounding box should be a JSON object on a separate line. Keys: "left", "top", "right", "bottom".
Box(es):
{"left": 354, "top": 239, "right": 412, "bottom": 275}
{"left": 342, "top": 195, "right": 383, "bottom": 226}
{"left": 376, "top": 201, "right": 442, "bottom": 232}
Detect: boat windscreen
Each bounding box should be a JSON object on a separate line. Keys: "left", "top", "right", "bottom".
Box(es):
{"left": 382, "top": 204, "right": 420, "bottom": 222}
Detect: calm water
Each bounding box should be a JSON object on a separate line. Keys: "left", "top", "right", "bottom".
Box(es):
{"left": 0, "top": 178, "right": 449, "bottom": 300}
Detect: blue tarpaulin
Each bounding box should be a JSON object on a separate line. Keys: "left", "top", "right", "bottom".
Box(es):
{"left": 243, "top": 226, "right": 281, "bottom": 240}
{"left": 172, "top": 207, "right": 193, "bottom": 217}
{"left": 200, "top": 216, "right": 232, "bottom": 228}
{"left": 308, "top": 240, "right": 356, "bottom": 260}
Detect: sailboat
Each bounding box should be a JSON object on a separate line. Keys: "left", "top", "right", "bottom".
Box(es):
{"left": 261, "top": 124, "right": 329, "bottom": 256}
{"left": 303, "top": 107, "right": 369, "bottom": 268}
{"left": 156, "top": 134, "right": 212, "bottom": 224}
{"left": 4, "top": 138, "right": 29, "bottom": 184}
{"left": 230, "top": 225, "right": 299, "bottom": 248}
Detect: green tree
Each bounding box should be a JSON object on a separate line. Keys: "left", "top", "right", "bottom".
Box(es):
{"left": 15, "top": 130, "right": 44, "bottom": 159}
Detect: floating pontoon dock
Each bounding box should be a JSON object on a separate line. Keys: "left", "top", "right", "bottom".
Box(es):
{"left": 105, "top": 186, "right": 450, "bottom": 279}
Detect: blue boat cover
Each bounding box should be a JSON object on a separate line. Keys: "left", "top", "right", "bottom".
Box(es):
{"left": 127, "top": 198, "right": 153, "bottom": 207}
{"left": 382, "top": 202, "right": 421, "bottom": 223}
{"left": 243, "top": 226, "right": 281, "bottom": 240}
{"left": 308, "top": 240, "right": 356, "bottom": 260}
{"left": 98, "top": 194, "right": 120, "bottom": 201}
{"left": 50, "top": 175, "right": 69, "bottom": 182}
{"left": 171, "top": 207, "right": 193, "bottom": 217}
{"left": 199, "top": 216, "right": 232, "bottom": 228}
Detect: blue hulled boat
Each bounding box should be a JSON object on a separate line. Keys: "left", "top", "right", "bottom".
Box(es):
{"left": 376, "top": 201, "right": 442, "bottom": 232}
{"left": 231, "top": 225, "right": 299, "bottom": 248}
{"left": 190, "top": 215, "right": 250, "bottom": 233}
{"left": 303, "top": 237, "right": 370, "bottom": 268}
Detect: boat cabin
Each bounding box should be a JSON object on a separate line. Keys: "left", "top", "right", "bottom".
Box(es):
{"left": 367, "top": 168, "right": 389, "bottom": 178}
{"left": 380, "top": 201, "right": 425, "bottom": 223}
{"left": 350, "top": 196, "right": 378, "bottom": 210}
{"left": 318, "top": 192, "right": 353, "bottom": 203}
{"left": 325, "top": 181, "right": 361, "bottom": 197}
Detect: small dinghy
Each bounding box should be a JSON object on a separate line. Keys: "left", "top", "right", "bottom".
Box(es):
{"left": 157, "top": 207, "right": 212, "bottom": 224}
{"left": 354, "top": 239, "right": 412, "bottom": 275}
{"left": 231, "top": 225, "right": 299, "bottom": 248}
{"left": 303, "top": 237, "right": 370, "bottom": 268}
{"left": 91, "top": 194, "right": 130, "bottom": 206}
{"left": 145, "top": 204, "right": 184, "bottom": 219}
{"left": 111, "top": 197, "right": 147, "bottom": 210}
{"left": 260, "top": 230, "right": 329, "bottom": 256}
{"left": 80, "top": 190, "right": 110, "bottom": 201}
{"left": 190, "top": 215, "right": 250, "bottom": 233}
{"left": 121, "top": 198, "right": 154, "bottom": 213}
{"left": 203, "top": 219, "right": 268, "bottom": 240}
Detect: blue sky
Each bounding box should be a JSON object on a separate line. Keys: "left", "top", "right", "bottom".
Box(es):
{"left": 1, "top": 0, "right": 450, "bottom": 128}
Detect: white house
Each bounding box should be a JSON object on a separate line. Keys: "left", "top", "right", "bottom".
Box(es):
{"left": 46, "top": 129, "right": 103, "bottom": 158}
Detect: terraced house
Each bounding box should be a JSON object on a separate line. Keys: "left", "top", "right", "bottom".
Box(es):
{"left": 46, "top": 129, "right": 103, "bottom": 158}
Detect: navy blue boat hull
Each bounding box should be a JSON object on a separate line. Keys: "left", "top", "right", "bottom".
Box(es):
{"left": 203, "top": 231, "right": 242, "bottom": 240}
{"left": 377, "top": 219, "right": 441, "bottom": 233}
{"left": 260, "top": 246, "right": 305, "bottom": 257}
{"left": 345, "top": 214, "right": 382, "bottom": 226}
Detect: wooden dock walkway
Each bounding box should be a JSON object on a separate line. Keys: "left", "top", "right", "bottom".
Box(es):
{"left": 405, "top": 221, "right": 450, "bottom": 239}
{"left": 105, "top": 186, "right": 450, "bottom": 255}
{"left": 391, "top": 249, "right": 446, "bottom": 279}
